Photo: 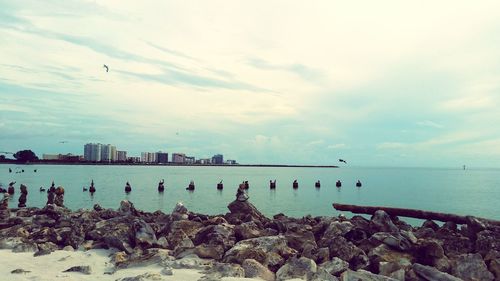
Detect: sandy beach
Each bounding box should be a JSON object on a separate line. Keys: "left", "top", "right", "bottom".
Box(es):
{"left": 0, "top": 248, "right": 279, "bottom": 281}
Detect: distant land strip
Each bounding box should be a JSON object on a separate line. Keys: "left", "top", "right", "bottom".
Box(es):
{"left": 0, "top": 160, "right": 338, "bottom": 168}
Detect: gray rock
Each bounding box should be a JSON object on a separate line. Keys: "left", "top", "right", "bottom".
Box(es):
{"left": 371, "top": 210, "right": 399, "bottom": 233}
{"left": 161, "top": 266, "right": 173, "bottom": 275}
{"left": 328, "top": 236, "right": 369, "bottom": 270}
{"left": 202, "top": 262, "right": 245, "bottom": 279}
{"left": 413, "top": 263, "right": 463, "bottom": 281}
{"left": 133, "top": 219, "right": 158, "bottom": 248}
{"left": 118, "top": 200, "right": 137, "bottom": 216}
{"left": 34, "top": 242, "right": 58, "bottom": 256}
{"left": 11, "top": 268, "right": 31, "bottom": 274}
{"left": 63, "top": 265, "right": 92, "bottom": 275}
{"left": 223, "top": 235, "right": 296, "bottom": 268}
{"left": 450, "top": 253, "right": 494, "bottom": 281}
{"left": 320, "top": 257, "right": 349, "bottom": 276}
{"left": 0, "top": 237, "right": 24, "bottom": 249}
{"left": 117, "top": 272, "right": 163, "bottom": 281}
{"left": 370, "top": 232, "right": 412, "bottom": 251}
{"left": 12, "top": 242, "right": 38, "bottom": 253}
{"left": 276, "top": 256, "right": 317, "bottom": 281}
{"left": 340, "top": 269, "right": 400, "bottom": 281}
{"left": 242, "top": 258, "right": 275, "bottom": 281}
{"left": 308, "top": 267, "right": 339, "bottom": 281}
{"left": 166, "top": 255, "right": 213, "bottom": 270}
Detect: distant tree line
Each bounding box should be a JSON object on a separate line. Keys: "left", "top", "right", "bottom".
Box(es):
{"left": 0, "top": 150, "right": 39, "bottom": 163}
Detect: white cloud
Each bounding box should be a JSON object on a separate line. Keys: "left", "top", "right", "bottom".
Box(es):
{"left": 416, "top": 120, "right": 444, "bottom": 129}
{"left": 327, "top": 143, "right": 346, "bottom": 149}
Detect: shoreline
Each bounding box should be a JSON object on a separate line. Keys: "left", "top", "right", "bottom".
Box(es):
{"left": 1, "top": 192, "right": 499, "bottom": 281}
{"left": 0, "top": 162, "right": 338, "bottom": 168}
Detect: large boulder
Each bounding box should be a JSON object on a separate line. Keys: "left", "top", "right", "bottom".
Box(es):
{"left": 132, "top": 219, "right": 158, "bottom": 249}
{"left": 340, "top": 269, "right": 400, "bottom": 281}
{"left": 450, "top": 253, "right": 494, "bottom": 281}
{"left": 368, "top": 244, "right": 413, "bottom": 273}
{"left": 223, "top": 235, "right": 297, "bottom": 271}
{"left": 234, "top": 221, "right": 267, "bottom": 241}
{"left": 370, "top": 210, "right": 399, "bottom": 233}
{"left": 227, "top": 200, "right": 270, "bottom": 224}
{"left": 87, "top": 217, "right": 134, "bottom": 253}
{"left": 328, "top": 236, "right": 369, "bottom": 270}
{"left": 193, "top": 223, "right": 235, "bottom": 251}
{"left": 413, "top": 263, "right": 463, "bottom": 281}
{"left": 276, "top": 256, "right": 317, "bottom": 281}
{"left": 242, "top": 259, "right": 275, "bottom": 281}
{"left": 319, "top": 257, "right": 349, "bottom": 276}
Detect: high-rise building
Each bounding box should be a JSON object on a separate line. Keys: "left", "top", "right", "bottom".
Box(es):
{"left": 185, "top": 156, "right": 195, "bottom": 164}
{"left": 141, "top": 152, "right": 157, "bottom": 163}
{"left": 212, "top": 154, "right": 223, "bottom": 164}
{"left": 84, "top": 143, "right": 102, "bottom": 162}
{"left": 172, "top": 153, "right": 185, "bottom": 164}
{"left": 117, "top": 151, "right": 127, "bottom": 162}
{"left": 156, "top": 152, "right": 168, "bottom": 163}
{"left": 101, "top": 144, "right": 116, "bottom": 162}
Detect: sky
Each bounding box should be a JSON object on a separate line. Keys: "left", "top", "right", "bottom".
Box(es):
{"left": 1, "top": 1, "right": 500, "bottom": 167}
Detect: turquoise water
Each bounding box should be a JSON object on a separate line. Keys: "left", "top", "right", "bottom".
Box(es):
{"left": 1, "top": 164, "right": 499, "bottom": 221}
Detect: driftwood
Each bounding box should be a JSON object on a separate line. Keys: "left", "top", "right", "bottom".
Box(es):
{"left": 333, "top": 203, "right": 500, "bottom": 226}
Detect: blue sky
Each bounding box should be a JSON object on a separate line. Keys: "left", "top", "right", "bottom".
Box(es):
{"left": 1, "top": 0, "right": 500, "bottom": 167}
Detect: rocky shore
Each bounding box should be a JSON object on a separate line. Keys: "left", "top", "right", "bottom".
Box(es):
{"left": 0, "top": 190, "right": 499, "bottom": 281}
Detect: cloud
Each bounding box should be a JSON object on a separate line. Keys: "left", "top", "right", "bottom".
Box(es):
{"left": 247, "top": 58, "right": 324, "bottom": 82}
{"left": 327, "top": 143, "right": 347, "bottom": 149}
{"left": 416, "top": 120, "right": 444, "bottom": 129}
{"left": 377, "top": 142, "right": 407, "bottom": 150}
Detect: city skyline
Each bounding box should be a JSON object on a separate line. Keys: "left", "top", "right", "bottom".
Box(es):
{"left": 1, "top": 1, "right": 500, "bottom": 167}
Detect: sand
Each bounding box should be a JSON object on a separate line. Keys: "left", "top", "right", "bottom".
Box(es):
{"left": 0, "top": 249, "right": 282, "bottom": 281}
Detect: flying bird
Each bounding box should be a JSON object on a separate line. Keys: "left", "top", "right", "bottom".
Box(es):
{"left": 339, "top": 159, "right": 347, "bottom": 164}
{"left": 59, "top": 141, "right": 68, "bottom": 144}
{"left": 103, "top": 64, "right": 109, "bottom": 72}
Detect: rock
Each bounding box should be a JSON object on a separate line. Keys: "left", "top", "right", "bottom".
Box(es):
{"left": 34, "top": 241, "right": 58, "bottom": 256}
{"left": 316, "top": 247, "right": 331, "bottom": 264}
{"left": 132, "top": 219, "right": 158, "bottom": 248}
{"left": 276, "top": 256, "right": 317, "bottom": 281}
{"left": 413, "top": 263, "right": 463, "bottom": 281}
{"left": 285, "top": 227, "right": 317, "bottom": 254}
{"left": 0, "top": 237, "right": 23, "bottom": 249}
{"left": 161, "top": 266, "right": 173, "bottom": 275}
{"left": 371, "top": 210, "right": 399, "bottom": 233}
{"left": 11, "top": 268, "right": 31, "bottom": 274}
{"left": 166, "top": 255, "right": 213, "bottom": 270}
{"left": 194, "top": 243, "right": 225, "bottom": 260}
{"left": 328, "top": 236, "right": 369, "bottom": 270}
{"left": 12, "top": 242, "right": 38, "bottom": 253}
{"left": 370, "top": 232, "right": 412, "bottom": 251}
{"left": 87, "top": 217, "right": 134, "bottom": 254}
{"left": 117, "top": 272, "right": 163, "bottom": 281}
{"left": 309, "top": 268, "right": 339, "bottom": 281}
{"left": 202, "top": 262, "right": 245, "bottom": 279}
{"left": 63, "top": 265, "right": 92, "bottom": 275}
{"left": 488, "top": 258, "right": 500, "bottom": 281}
{"left": 476, "top": 230, "right": 500, "bottom": 256}
{"left": 340, "top": 269, "right": 400, "bottom": 281}
{"left": 223, "top": 235, "right": 296, "bottom": 269}
{"left": 450, "top": 253, "right": 494, "bottom": 281}
{"left": 422, "top": 220, "right": 440, "bottom": 231}
{"left": 171, "top": 202, "right": 189, "bottom": 220}
{"left": 368, "top": 244, "right": 413, "bottom": 271}
{"left": 227, "top": 199, "right": 270, "bottom": 224}
{"left": 117, "top": 248, "right": 172, "bottom": 269}
{"left": 118, "top": 200, "right": 138, "bottom": 216}
{"left": 242, "top": 259, "right": 275, "bottom": 281}
{"left": 193, "top": 223, "right": 235, "bottom": 252}
{"left": 235, "top": 221, "right": 266, "bottom": 241}
{"left": 111, "top": 251, "right": 129, "bottom": 266}
{"left": 320, "top": 257, "right": 349, "bottom": 276}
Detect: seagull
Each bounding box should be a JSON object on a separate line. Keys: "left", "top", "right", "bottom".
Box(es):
{"left": 339, "top": 159, "right": 347, "bottom": 164}
{"left": 59, "top": 141, "right": 68, "bottom": 144}
{"left": 103, "top": 64, "right": 109, "bottom": 72}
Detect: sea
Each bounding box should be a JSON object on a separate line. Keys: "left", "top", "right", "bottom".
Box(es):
{"left": 1, "top": 164, "right": 499, "bottom": 224}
